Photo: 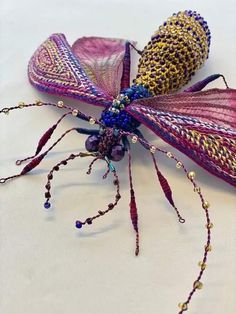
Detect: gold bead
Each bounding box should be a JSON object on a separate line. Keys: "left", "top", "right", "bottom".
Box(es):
{"left": 176, "top": 161, "right": 183, "bottom": 169}
{"left": 205, "top": 244, "right": 212, "bottom": 252}
{"left": 131, "top": 136, "right": 138, "bottom": 143}
{"left": 193, "top": 281, "right": 203, "bottom": 289}
{"left": 198, "top": 261, "right": 207, "bottom": 270}
{"left": 150, "top": 145, "right": 156, "bottom": 153}
{"left": 167, "top": 151, "right": 173, "bottom": 158}
{"left": 187, "top": 171, "right": 196, "bottom": 180}
{"left": 57, "top": 100, "right": 64, "bottom": 108}
{"left": 178, "top": 303, "right": 188, "bottom": 310}
{"left": 202, "top": 201, "right": 210, "bottom": 209}
{"left": 72, "top": 109, "right": 79, "bottom": 116}
{"left": 89, "top": 117, "right": 96, "bottom": 125}
{"left": 206, "top": 222, "right": 214, "bottom": 229}
{"left": 35, "top": 99, "right": 43, "bottom": 106}
{"left": 18, "top": 101, "right": 25, "bottom": 109}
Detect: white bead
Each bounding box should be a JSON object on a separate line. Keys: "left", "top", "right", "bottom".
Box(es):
{"left": 176, "top": 161, "right": 183, "bottom": 169}
{"left": 131, "top": 136, "right": 138, "bottom": 143}
{"left": 72, "top": 109, "right": 79, "bottom": 116}
{"left": 57, "top": 100, "right": 64, "bottom": 108}
{"left": 89, "top": 118, "right": 96, "bottom": 125}
{"left": 150, "top": 146, "right": 156, "bottom": 153}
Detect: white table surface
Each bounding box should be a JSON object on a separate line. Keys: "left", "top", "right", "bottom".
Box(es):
{"left": 0, "top": 1, "right": 236, "bottom": 313}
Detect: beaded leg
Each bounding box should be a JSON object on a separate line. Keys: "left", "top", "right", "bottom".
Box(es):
{"left": 0, "top": 100, "right": 101, "bottom": 183}
{"left": 124, "top": 131, "right": 213, "bottom": 313}
{"left": 131, "top": 130, "right": 185, "bottom": 223}
{"left": 128, "top": 147, "right": 140, "bottom": 256}
{"left": 184, "top": 74, "right": 229, "bottom": 92}
{"left": 16, "top": 112, "right": 73, "bottom": 165}
{"left": 0, "top": 127, "right": 77, "bottom": 184}
{"left": 75, "top": 157, "right": 122, "bottom": 229}
{"left": 43, "top": 150, "right": 122, "bottom": 227}
{"left": 122, "top": 136, "right": 140, "bottom": 255}
{"left": 151, "top": 153, "right": 185, "bottom": 223}
{"left": 43, "top": 151, "right": 98, "bottom": 210}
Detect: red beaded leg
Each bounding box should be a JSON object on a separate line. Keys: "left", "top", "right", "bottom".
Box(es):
{"left": 0, "top": 128, "right": 77, "bottom": 184}
{"left": 75, "top": 159, "right": 121, "bottom": 229}
{"left": 1, "top": 99, "right": 102, "bottom": 171}
{"left": 128, "top": 148, "right": 140, "bottom": 256}
{"left": 0, "top": 152, "right": 47, "bottom": 184}
{"left": 151, "top": 153, "right": 185, "bottom": 223}
{"left": 43, "top": 153, "right": 122, "bottom": 228}
{"left": 122, "top": 131, "right": 213, "bottom": 312}
{"left": 16, "top": 112, "right": 72, "bottom": 165}
{"left": 44, "top": 152, "right": 96, "bottom": 209}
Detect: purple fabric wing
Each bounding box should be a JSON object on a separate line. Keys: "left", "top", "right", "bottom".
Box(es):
{"left": 126, "top": 103, "right": 236, "bottom": 187}
{"left": 28, "top": 34, "right": 132, "bottom": 107}
{"left": 131, "top": 88, "right": 236, "bottom": 129}
{"left": 72, "top": 37, "right": 132, "bottom": 98}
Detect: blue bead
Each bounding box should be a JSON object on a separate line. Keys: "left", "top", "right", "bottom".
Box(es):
{"left": 75, "top": 220, "right": 83, "bottom": 228}
{"left": 44, "top": 202, "right": 51, "bottom": 209}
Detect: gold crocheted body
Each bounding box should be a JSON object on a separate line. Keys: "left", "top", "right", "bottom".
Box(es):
{"left": 134, "top": 11, "right": 210, "bottom": 95}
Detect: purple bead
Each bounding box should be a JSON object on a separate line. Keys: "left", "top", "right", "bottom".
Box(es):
{"left": 110, "top": 144, "right": 125, "bottom": 162}
{"left": 85, "top": 135, "right": 100, "bottom": 152}
{"left": 44, "top": 202, "right": 51, "bottom": 209}
{"left": 75, "top": 220, "right": 83, "bottom": 228}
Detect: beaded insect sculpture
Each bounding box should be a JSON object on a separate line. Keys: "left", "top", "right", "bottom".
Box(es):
{"left": 1, "top": 10, "right": 236, "bottom": 313}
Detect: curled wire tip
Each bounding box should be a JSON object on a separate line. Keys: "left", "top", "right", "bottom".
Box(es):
{"left": 103, "top": 169, "right": 110, "bottom": 179}
{"left": 0, "top": 178, "right": 7, "bottom": 184}
{"left": 179, "top": 217, "right": 186, "bottom": 223}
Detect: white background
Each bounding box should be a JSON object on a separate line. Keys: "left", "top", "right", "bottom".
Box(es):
{"left": 0, "top": 1, "right": 236, "bottom": 314}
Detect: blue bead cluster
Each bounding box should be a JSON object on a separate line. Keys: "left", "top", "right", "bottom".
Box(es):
{"left": 100, "top": 110, "right": 140, "bottom": 131}
{"left": 100, "top": 85, "right": 151, "bottom": 132}
{"left": 121, "top": 84, "right": 152, "bottom": 102}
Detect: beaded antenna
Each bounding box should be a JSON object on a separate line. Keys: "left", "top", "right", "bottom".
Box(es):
{"left": 1, "top": 10, "right": 236, "bottom": 313}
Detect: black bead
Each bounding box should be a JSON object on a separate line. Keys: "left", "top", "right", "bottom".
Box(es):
{"left": 86, "top": 218, "right": 93, "bottom": 225}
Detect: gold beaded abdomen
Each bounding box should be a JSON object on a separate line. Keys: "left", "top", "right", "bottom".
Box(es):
{"left": 134, "top": 10, "right": 211, "bottom": 95}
